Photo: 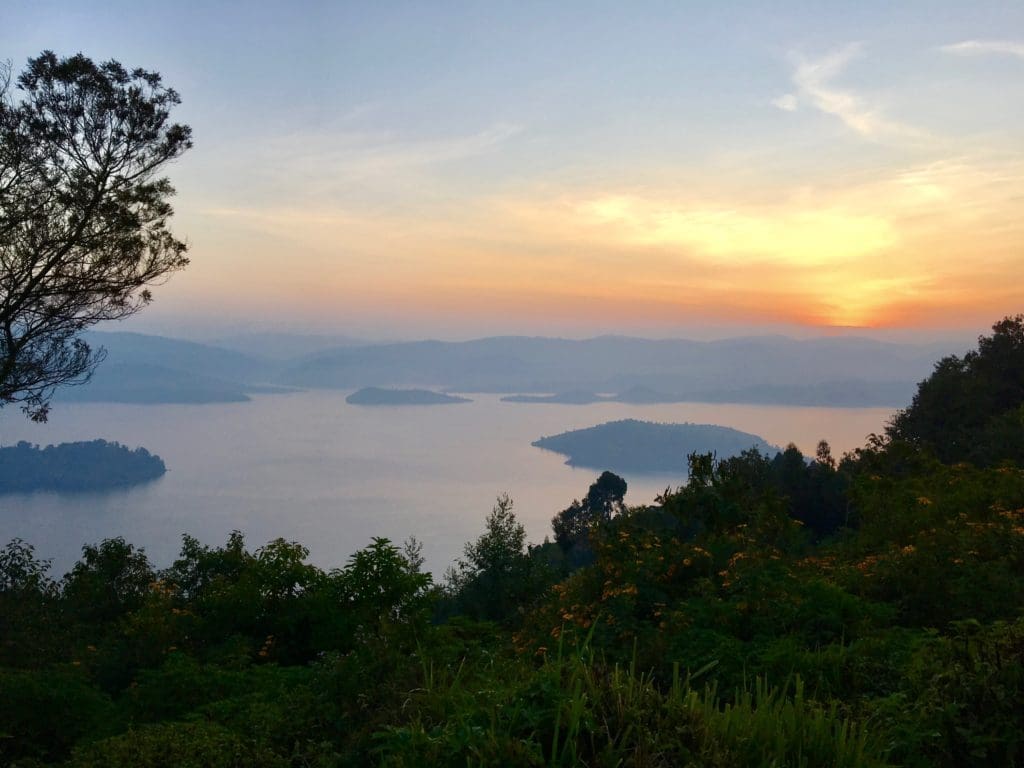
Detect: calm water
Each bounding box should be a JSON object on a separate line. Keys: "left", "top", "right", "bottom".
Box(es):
{"left": 0, "top": 391, "right": 891, "bottom": 576}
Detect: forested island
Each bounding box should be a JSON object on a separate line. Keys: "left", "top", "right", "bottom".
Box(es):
{"left": 345, "top": 387, "right": 471, "bottom": 405}
{"left": 533, "top": 418, "right": 779, "bottom": 473}
{"left": 2, "top": 318, "right": 1024, "bottom": 768}
{"left": 0, "top": 440, "right": 166, "bottom": 493}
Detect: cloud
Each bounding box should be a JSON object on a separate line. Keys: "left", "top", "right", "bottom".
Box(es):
{"left": 265, "top": 122, "right": 524, "bottom": 180}
{"left": 941, "top": 40, "right": 1024, "bottom": 60}
{"left": 783, "top": 43, "right": 927, "bottom": 142}
{"left": 572, "top": 194, "right": 897, "bottom": 268}
{"left": 193, "top": 121, "right": 525, "bottom": 209}
{"left": 772, "top": 93, "right": 798, "bottom": 112}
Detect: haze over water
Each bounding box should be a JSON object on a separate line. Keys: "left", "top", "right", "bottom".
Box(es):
{"left": 0, "top": 391, "right": 889, "bottom": 576}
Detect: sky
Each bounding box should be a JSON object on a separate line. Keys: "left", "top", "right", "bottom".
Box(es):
{"left": 4, "top": 1, "right": 1023, "bottom": 341}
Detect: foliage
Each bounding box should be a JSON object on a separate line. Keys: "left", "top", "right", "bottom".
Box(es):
{"left": 887, "top": 314, "right": 1024, "bottom": 465}
{"left": 552, "top": 471, "right": 628, "bottom": 554}
{"left": 0, "top": 51, "right": 191, "bottom": 420}
{"left": 446, "top": 494, "right": 553, "bottom": 622}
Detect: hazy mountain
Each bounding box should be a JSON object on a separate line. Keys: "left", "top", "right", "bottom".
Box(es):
{"left": 210, "top": 332, "right": 368, "bottom": 361}
{"left": 83, "top": 331, "right": 272, "bottom": 382}
{"left": 54, "top": 331, "right": 959, "bottom": 408}
{"left": 55, "top": 363, "right": 252, "bottom": 404}
{"left": 282, "top": 334, "right": 953, "bottom": 405}
{"left": 54, "top": 332, "right": 278, "bottom": 404}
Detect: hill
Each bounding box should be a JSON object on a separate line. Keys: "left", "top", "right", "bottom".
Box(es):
{"left": 284, "top": 335, "right": 947, "bottom": 406}
{"left": 52, "top": 332, "right": 279, "bottom": 404}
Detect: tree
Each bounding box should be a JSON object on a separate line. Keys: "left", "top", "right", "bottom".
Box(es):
{"left": 0, "top": 51, "right": 192, "bottom": 420}
{"left": 448, "top": 494, "right": 542, "bottom": 621}
{"left": 61, "top": 537, "right": 154, "bottom": 625}
{"left": 886, "top": 315, "right": 1024, "bottom": 465}
{"left": 552, "top": 471, "right": 628, "bottom": 551}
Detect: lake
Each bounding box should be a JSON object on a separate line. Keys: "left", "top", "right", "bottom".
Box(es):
{"left": 0, "top": 391, "right": 892, "bottom": 577}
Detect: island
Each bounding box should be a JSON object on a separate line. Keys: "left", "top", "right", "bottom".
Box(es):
{"left": 0, "top": 440, "right": 167, "bottom": 493}
{"left": 345, "top": 387, "right": 472, "bottom": 405}
{"left": 532, "top": 419, "right": 779, "bottom": 474}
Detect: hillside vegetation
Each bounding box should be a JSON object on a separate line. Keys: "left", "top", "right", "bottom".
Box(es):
{"left": 2, "top": 317, "right": 1023, "bottom": 767}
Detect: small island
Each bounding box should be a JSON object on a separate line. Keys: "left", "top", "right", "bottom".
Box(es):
{"left": 0, "top": 439, "right": 167, "bottom": 493}
{"left": 345, "top": 387, "right": 472, "bottom": 406}
{"left": 532, "top": 418, "right": 779, "bottom": 474}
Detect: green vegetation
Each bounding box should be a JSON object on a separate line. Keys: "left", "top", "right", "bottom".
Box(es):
{"left": 0, "top": 440, "right": 165, "bottom": 493}
{"left": 3, "top": 317, "right": 1024, "bottom": 766}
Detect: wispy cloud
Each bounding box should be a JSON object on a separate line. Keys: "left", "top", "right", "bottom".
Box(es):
{"left": 264, "top": 122, "right": 524, "bottom": 180}
{"left": 775, "top": 43, "right": 927, "bottom": 142}
{"left": 194, "top": 121, "right": 525, "bottom": 210}
{"left": 941, "top": 40, "right": 1024, "bottom": 60}
{"left": 771, "top": 93, "right": 798, "bottom": 112}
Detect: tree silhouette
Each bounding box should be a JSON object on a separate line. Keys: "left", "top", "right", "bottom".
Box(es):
{"left": 886, "top": 314, "right": 1024, "bottom": 465}
{"left": 0, "top": 52, "right": 192, "bottom": 420}
{"left": 552, "top": 471, "right": 628, "bottom": 551}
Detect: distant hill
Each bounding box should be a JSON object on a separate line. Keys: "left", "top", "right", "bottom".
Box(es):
{"left": 51, "top": 330, "right": 958, "bottom": 408}
{"left": 345, "top": 387, "right": 471, "bottom": 405}
{"left": 283, "top": 335, "right": 951, "bottom": 406}
{"left": 210, "top": 332, "right": 369, "bottom": 361}
{"left": 56, "top": 363, "right": 252, "bottom": 404}
{"left": 52, "top": 332, "right": 281, "bottom": 404}
{"left": 83, "top": 331, "right": 271, "bottom": 382}
{"left": 0, "top": 440, "right": 166, "bottom": 492}
{"left": 533, "top": 419, "right": 779, "bottom": 474}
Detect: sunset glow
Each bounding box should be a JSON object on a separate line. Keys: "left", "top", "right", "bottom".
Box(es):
{"left": 6, "top": 1, "right": 1022, "bottom": 338}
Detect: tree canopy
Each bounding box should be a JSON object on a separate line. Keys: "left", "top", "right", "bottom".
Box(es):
{"left": 886, "top": 314, "right": 1024, "bottom": 465}
{"left": 0, "top": 52, "right": 191, "bottom": 420}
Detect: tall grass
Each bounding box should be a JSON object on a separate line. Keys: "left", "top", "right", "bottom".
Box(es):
{"left": 374, "top": 624, "right": 887, "bottom": 767}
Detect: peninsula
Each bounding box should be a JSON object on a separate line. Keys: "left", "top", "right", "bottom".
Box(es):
{"left": 533, "top": 418, "right": 779, "bottom": 474}
{"left": 345, "top": 387, "right": 472, "bottom": 405}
